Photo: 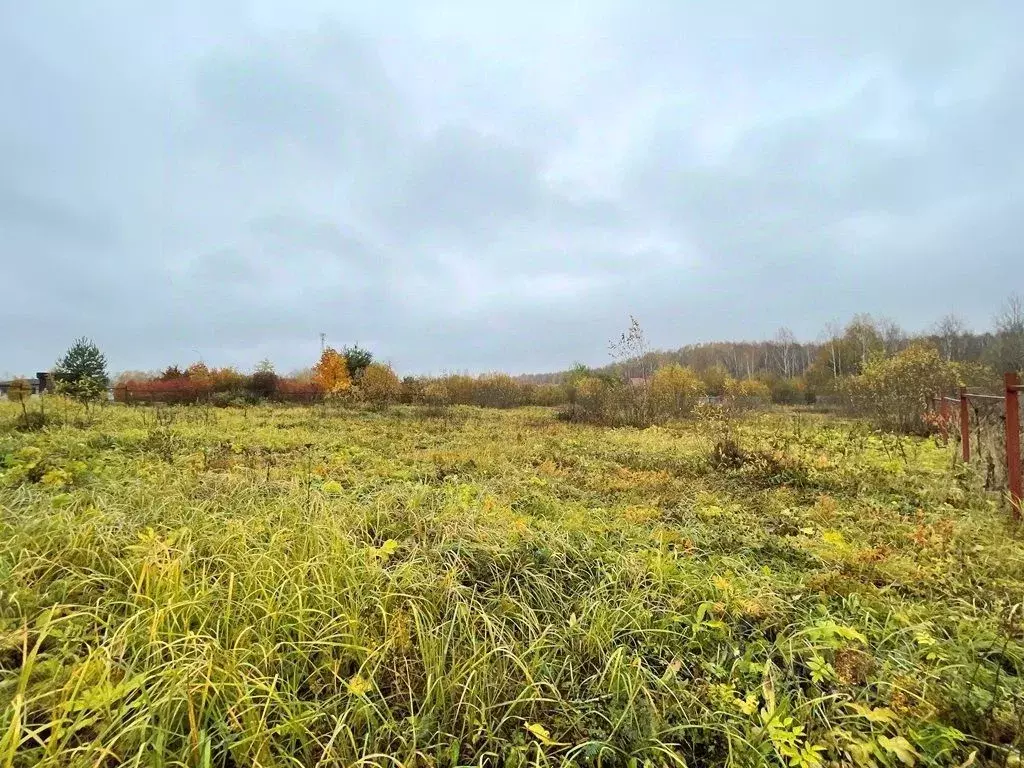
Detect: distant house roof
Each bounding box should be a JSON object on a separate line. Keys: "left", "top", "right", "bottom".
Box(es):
{"left": 0, "top": 373, "right": 51, "bottom": 393}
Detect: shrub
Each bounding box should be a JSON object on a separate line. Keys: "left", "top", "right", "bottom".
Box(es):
{"left": 210, "top": 390, "right": 256, "bottom": 408}
{"left": 709, "top": 433, "right": 749, "bottom": 469}
{"left": 276, "top": 377, "right": 322, "bottom": 403}
{"left": 185, "top": 362, "right": 211, "bottom": 383}
{"left": 472, "top": 373, "right": 529, "bottom": 408}
{"left": 846, "top": 343, "right": 957, "bottom": 433}
{"left": 401, "top": 376, "right": 425, "bottom": 404}
{"left": 117, "top": 378, "right": 212, "bottom": 404}
{"left": 413, "top": 381, "right": 450, "bottom": 418}
{"left": 115, "top": 363, "right": 248, "bottom": 404}
{"left": 731, "top": 378, "right": 771, "bottom": 400}
{"left": 532, "top": 382, "right": 569, "bottom": 407}
{"left": 247, "top": 360, "right": 278, "bottom": 400}
{"left": 560, "top": 375, "right": 613, "bottom": 423}
{"left": 762, "top": 375, "right": 805, "bottom": 405}
{"left": 576, "top": 376, "right": 611, "bottom": 417}
{"left": 55, "top": 376, "right": 107, "bottom": 407}
{"left": 724, "top": 378, "right": 772, "bottom": 411}
{"left": 557, "top": 367, "right": 657, "bottom": 425}
{"left": 361, "top": 363, "right": 401, "bottom": 407}
{"left": 441, "top": 374, "right": 476, "bottom": 405}
{"left": 13, "top": 410, "right": 47, "bottom": 431}
{"left": 607, "top": 380, "right": 652, "bottom": 427}
{"left": 699, "top": 364, "right": 733, "bottom": 397}
{"left": 115, "top": 363, "right": 308, "bottom": 405}
{"left": 952, "top": 361, "right": 999, "bottom": 391}
{"left": 209, "top": 367, "right": 247, "bottom": 392}
{"left": 650, "top": 364, "right": 704, "bottom": 419}
{"left": 423, "top": 381, "right": 450, "bottom": 406}
{"left": 412, "top": 374, "right": 553, "bottom": 409}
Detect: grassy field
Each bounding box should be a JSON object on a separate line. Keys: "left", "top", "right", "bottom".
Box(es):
{"left": 1, "top": 401, "right": 1022, "bottom": 767}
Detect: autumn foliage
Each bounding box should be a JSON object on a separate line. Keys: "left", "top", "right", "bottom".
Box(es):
{"left": 401, "top": 373, "right": 535, "bottom": 409}
{"left": 360, "top": 363, "right": 401, "bottom": 406}
{"left": 650, "top": 364, "right": 704, "bottom": 416}
{"left": 846, "top": 344, "right": 958, "bottom": 433}
{"left": 313, "top": 348, "right": 351, "bottom": 395}
{"left": 114, "top": 363, "right": 320, "bottom": 405}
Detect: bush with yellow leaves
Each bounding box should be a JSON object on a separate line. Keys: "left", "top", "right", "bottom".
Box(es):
{"left": 360, "top": 362, "right": 402, "bottom": 407}
{"left": 650, "top": 363, "right": 704, "bottom": 419}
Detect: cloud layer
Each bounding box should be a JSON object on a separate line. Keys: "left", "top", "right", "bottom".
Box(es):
{"left": 3, "top": 1, "right": 1022, "bottom": 375}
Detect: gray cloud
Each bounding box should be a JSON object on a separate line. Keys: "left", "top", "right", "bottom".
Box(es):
{"left": 2, "top": 1, "right": 1022, "bottom": 377}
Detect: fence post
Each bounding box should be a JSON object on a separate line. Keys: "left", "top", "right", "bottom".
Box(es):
{"left": 959, "top": 387, "right": 970, "bottom": 462}
{"left": 939, "top": 395, "right": 950, "bottom": 444}
{"left": 1007, "top": 372, "right": 1021, "bottom": 520}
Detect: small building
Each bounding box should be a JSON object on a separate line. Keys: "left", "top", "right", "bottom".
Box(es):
{"left": 0, "top": 372, "right": 53, "bottom": 397}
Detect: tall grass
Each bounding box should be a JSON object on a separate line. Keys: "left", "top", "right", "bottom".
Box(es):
{"left": 1, "top": 402, "right": 1022, "bottom": 766}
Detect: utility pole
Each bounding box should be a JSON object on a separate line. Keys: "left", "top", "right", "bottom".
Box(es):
{"left": 319, "top": 333, "right": 326, "bottom": 353}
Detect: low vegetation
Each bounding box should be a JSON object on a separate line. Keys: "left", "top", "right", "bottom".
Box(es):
{"left": 1, "top": 399, "right": 1022, "bottom": 766}
{"left": 57, "top": 298, "right": 1019, "bottom": 431}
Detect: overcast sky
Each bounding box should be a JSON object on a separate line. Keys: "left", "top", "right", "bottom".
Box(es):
{"left": 2, "top": 2, "right": 1022, "bottom": 376}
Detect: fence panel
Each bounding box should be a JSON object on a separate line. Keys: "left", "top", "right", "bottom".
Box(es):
{"left": 1007, "top": 373, "right": 1022, "bottom": 518}
{"left": 940, "top": 373, "right": 1022, "bottom": 519}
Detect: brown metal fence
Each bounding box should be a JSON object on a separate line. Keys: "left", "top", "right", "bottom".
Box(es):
{"left": 933, "top": 372, "right": 1022, "bottom": 519}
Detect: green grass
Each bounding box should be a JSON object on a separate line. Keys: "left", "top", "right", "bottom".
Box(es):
{"left": 1, "top": 401, "right": 1022, "bottom": 767}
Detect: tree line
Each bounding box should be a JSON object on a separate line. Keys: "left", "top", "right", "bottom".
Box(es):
{"left": 7, "top": 294, "right": 1021, "bottom": 433}
{"left": 527, "top": 294, "right": 1024, "bottom": 403}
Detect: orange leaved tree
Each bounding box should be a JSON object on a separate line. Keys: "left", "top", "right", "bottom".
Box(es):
{"left": 313, "top": 348, "right": 351, "bottom": 395}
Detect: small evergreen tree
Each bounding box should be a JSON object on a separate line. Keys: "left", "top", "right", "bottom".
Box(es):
{"left": 54, "top": 337, "right": 109, "bottom": 406}
{"left": 342, "top": 345, "right": 374, "bottom": 380}
{"left": 55, "top": 337, "right": 109, "bottom": 385}
{"left": 160, "top": 365, "right": 186, "bottom": 381}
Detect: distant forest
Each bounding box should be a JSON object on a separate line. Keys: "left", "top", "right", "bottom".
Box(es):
{"left": 524, "top": 294, "right": 1024, "bottom": 398}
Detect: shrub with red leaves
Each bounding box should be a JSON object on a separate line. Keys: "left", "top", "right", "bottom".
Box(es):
{"left": 115, "top": 377, "right": 213, "bottom": 404}
{"left": 275, "top": 378, "right": 323, "bottom": 403}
